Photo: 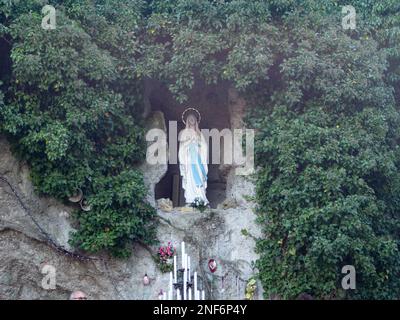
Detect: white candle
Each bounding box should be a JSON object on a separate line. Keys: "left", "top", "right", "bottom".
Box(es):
{"left": 177, "top": 288, "right": 181, "bottom": 300}
{"left": 183, "top": 267, "right": 187, "bottom": 300}
{"left": 169, "top": 272, "right": 173, "bottom": 296}
{"left": 187, "top": 255, "right": 191, "bottom": 279}
{"left": 163, "top": 291, "right": 167, "bottom": 300}
{"left": 181, "top": 242, "right": 185, "bottom": 268}
{"left": 168, "top": 290, "right": 172, "bottom": 300}
{"left": 188, "top": 288, "right": 192, "bottom": 300}
{"left": 173, "top": 255, "right": 177, "bottom": 282}
{"left": 183, "top": 253, "right": 187, "bottom": 284}
{"left": 201, "top": 290, "right": 205, "bottom": 300}
{"left": 194, "top": 272, "right": 197, "bottom": 299}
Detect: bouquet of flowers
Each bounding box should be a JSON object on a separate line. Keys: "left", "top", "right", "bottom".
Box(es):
{"left": 190, "top": 197, "right": 208, "bottom": 213}
{"left": 157, "top": 242, "right": 176, "bottom": 273}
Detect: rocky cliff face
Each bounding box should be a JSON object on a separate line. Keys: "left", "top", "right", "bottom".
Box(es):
{"left": 0, "top": 136, "right": 263, "bottom": 300}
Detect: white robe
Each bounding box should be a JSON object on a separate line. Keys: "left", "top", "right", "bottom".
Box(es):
{"left": 178, "top": 129, "right": 209, "bottom": 205}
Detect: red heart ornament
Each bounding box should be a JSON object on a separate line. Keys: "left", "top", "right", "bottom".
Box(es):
{"left": 208, "top": 259, "right": 217, "bottom": 273}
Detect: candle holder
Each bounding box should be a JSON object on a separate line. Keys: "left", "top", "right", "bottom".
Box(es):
{"left": 173, "top": 268, "right": 193, "bottom": 289}
{"left": 162, "top": 241, "right": 206, "bottom": 300}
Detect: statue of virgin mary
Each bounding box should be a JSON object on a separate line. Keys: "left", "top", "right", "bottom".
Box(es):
{"left": 178, "top": 108, "right": 209, "bottom": 206}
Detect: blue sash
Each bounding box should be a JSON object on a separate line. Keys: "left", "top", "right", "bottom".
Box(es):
{"left": 189, "top": 142, "right": 207, "bottom": 187}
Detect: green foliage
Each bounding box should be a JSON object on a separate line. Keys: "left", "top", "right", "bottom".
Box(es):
{"left": 1, "top": 0, "right": 400, "bottom": 298}
{"left": 139, "top": 0, "right": 400, "bottom": 102}
{"left": 69, "top": 170, "right": 157, "bottom": 258}
{"left": 253, "top": 105, "right": 400, "bottom": 299}
{"left": 137, "top": 0, "right": 276, "bottom": 101}
{"left": 0, "top": 1, "right": 157, "bottom": 257}
{"left": 247, "top": 19, "right": 400, "bottom": 299}
{"left": 141, "top": 0, "right": 399, "bottom": 297}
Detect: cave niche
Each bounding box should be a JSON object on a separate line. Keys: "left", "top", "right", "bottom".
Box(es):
{"left": 146, "top": 80, "right": 231, "bottom": 209}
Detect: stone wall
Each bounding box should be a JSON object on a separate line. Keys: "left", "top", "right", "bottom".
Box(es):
{"left": 0, "top": 134, "right": 263, "bottom": 300}
{"left": 224, "top": 88, "right": 256, "bottom": 206}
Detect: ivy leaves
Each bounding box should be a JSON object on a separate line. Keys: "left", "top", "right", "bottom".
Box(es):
{"left": 0, "top": 1, "right": 156, "bottom": 257}
{"left": 1, "top": 0, "right": 400, "bottom": 287}
{"left": 253, "top": 103, "right": 400, "bottom": 299}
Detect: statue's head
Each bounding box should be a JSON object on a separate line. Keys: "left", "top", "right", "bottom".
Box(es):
{"left": 186, "top": 113, "right": 197, "bottom": 127}
{"left": 182, "top": 107, "right": 201, "bottom": 129}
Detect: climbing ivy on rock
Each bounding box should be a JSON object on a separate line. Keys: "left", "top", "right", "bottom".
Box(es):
{"left": 247, "top": 11, "right": 400, "bottom": 299}
{"left": 1, "top": 0, "right": 400, "bottom": 298}
{"left": 140, "top": 0, "right": 400, "bottom": 299}
{"left": 0, "top": 0, "right": 157, "bottom": 258}
{"left": 140, "top": 0, "right": 400, "bottom": 298}
{"left": 252, "top": 104, "right": 400, "bottom": 299}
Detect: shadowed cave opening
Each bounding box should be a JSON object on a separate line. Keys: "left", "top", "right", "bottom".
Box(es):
{"left": 149, "top": 80, "right": 231, "bottom": 209}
